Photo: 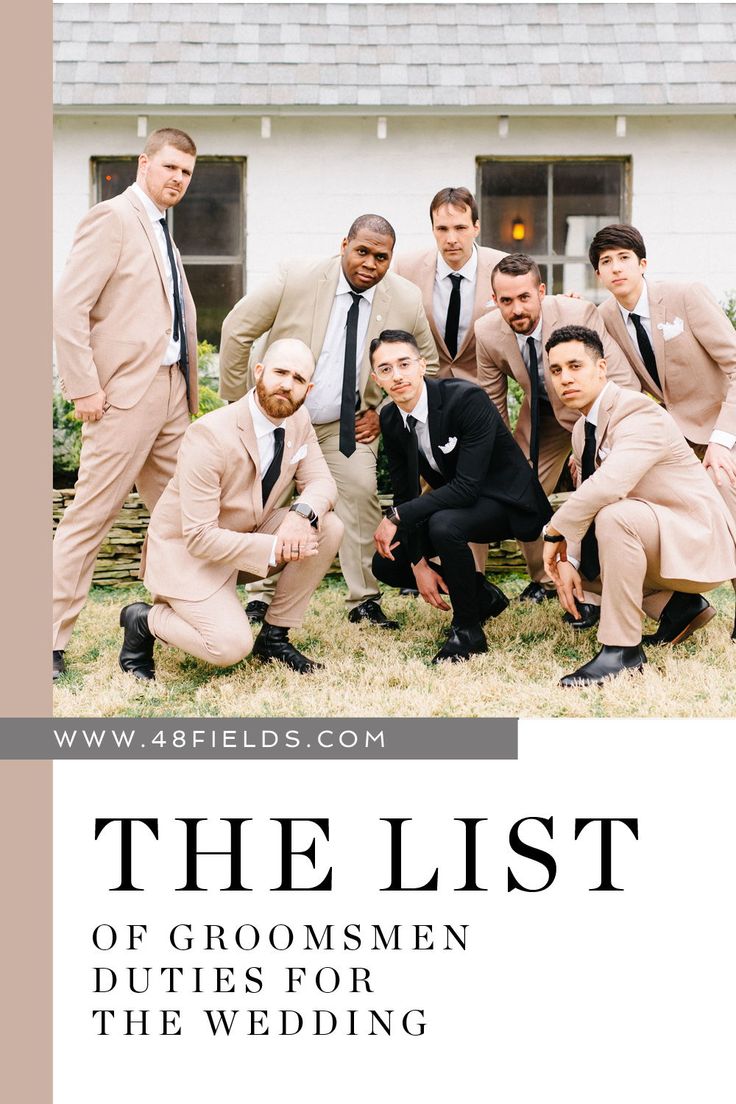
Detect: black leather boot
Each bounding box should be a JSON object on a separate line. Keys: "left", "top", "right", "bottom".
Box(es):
{"left": 119, "top": 602, "right": 155, "bottom": 680}
{"left": 432, "top": 623, "right": 488, "bottom": 664}
{"left": 252, "top": 623, "right": 323, "bottom": 674}
{"left": 559, "top": 644, "right": 646, "bottom": 687}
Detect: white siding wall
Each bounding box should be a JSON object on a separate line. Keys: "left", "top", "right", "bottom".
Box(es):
{"left": 54, "top": 111, "right": 736, "bottom": 309}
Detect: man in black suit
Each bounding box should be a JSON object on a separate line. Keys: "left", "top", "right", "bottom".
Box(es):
{"left": 372, "top": 329, "right": 552, "bottom": 662}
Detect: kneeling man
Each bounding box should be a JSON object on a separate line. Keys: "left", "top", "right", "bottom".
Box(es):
{"left": 542, "top": 326, "right": 736, "bottom": 687}
{"left": 119, "top": 339, "right": 343, "bottom": 678}
{"left": 371, "top": 330, "right": 552, "bottom": 662}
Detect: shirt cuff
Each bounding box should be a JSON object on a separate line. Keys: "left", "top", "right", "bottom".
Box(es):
{"left": 708, "top": 429, "right": 736, "bottom": 450}
{"left": 567, "top": 556, "right": 580, "bottom": 571}
{"left": 268, "top": 535, "right": 279, "bottom": 568}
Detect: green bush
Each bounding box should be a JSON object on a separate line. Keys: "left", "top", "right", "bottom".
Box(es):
{"left": 721, "top": 291, "right": 736, "bottom": 329}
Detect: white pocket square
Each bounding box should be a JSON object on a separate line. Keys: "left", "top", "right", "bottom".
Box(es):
{"left": 657, "top": 316, "right": 684, "bottom": 342}
{"left": 438, "top": 436, "right": 458, "bottom": 454}
{"left": 598, "top": 446, "right": 610, "bottom": 461}
{"left": 289, "top": 444, "right": 308, "bottom": 464}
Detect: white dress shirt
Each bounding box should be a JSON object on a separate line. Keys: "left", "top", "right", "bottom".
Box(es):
{"left": 398, "top": 384, "right": 440, "bottom": 474}
{"left": 433, "top": 247, "right": 478, "bottom": 355}
{"left": 132, "top": 182, "right": 181, "bottom": 365}
{"left": 618, "top": 280, "right": 734, "bottom": 449}
{"left": 306, "top": 272, "right": 376, "bottom": 425}
{"left": 248, "top": 390, "right": 286, "bottom": 565}
{"left": 515, "top": 317, "right": 549, "bottom": 400}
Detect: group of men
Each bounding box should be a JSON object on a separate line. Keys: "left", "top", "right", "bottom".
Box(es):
{"left": 52, "top": 126, "right": 736, "bottom": 690}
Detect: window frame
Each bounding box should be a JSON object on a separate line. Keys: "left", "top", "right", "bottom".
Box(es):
{"left": 476, "top": 155, "right": 632, "bottom": 294}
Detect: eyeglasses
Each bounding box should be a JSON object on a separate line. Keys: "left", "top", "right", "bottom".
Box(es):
{"left": 372, "top": 357, "right": 422, "bottom": 380}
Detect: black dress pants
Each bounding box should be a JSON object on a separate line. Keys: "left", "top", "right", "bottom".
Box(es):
{"left": 373, "top": 499, "right": 514, "bottom": 627}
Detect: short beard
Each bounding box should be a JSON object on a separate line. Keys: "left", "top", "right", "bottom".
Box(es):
{"left": 256, "top": 377, "right": 300, "bottom": 419}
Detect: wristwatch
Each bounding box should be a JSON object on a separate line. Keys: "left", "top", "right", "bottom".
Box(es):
{"left": 289, "top": 501, "right": 318, "bottom": 527}
{"left": 385, "top": 507, "right": 401, "bottom": 525}
{"left": 542, "top": 524, "right": 565, "bottom": 543}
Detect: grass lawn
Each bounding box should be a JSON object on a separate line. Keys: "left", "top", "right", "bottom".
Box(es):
{"left": 52, "top": 575, "right": 736, "bottom": 718}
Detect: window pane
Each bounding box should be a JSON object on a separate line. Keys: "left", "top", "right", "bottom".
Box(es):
{"left": 184, "top": 263, "right": 243, "bottom": 347}
{"left": 552, "top": 162, "right": 622, "bottom": 255}
{"left": 479, "top": 161, "right": 548, "bottom": 254}
{"left": 172, "top": 162, "right": 243, "bottom": 257}
{"left": 96, "top": 160, "right": 136, "bottom": 201}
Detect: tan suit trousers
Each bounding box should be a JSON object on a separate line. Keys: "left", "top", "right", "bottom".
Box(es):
{"left": 690, "top": 441, "right": 736, "bottom": 588}
{"left": 518, "top": 404, "right": 572, "bottom": 586}
{"left": 53, "top": 365, "right": 189, "bottom": 650}
{"left": 582, "top": 498, "right": 725, "bottom": 646}
{"left": 147, "top": 509, "right": 342, "bottom": 665}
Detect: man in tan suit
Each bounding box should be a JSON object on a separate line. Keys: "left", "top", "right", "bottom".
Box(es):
{"left": 219, "top": 214, "right": 438, "bottom": 629}
{"left": 119, "top": 340, "right": 342, "bottom": 678}
{"left": 591, "top": 224, "right": 736, "bottom": 640}
{"left": 542, "top": 326, "right": 736, "bottom": 687}
{"left": 53, "top": 127, "right": 199, "bottom": 680}
{"left": 393, "top": 187, "right": 506, "bottom": 382}
{"left": 475, "top": 253, "right": 640, "bottom": 609}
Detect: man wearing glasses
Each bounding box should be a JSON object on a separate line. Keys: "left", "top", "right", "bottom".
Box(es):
{"left": 371, "top": 330, "right": 551, "bottom": 663}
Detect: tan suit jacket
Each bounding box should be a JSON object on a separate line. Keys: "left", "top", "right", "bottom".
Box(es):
{"left": 54, "top": 186, "right": 198, "bottom": 414}
{"left": 475, "top": 294, "right": 640, "bottom": 451}
{"left": 551, "top": 384, "right": 736, "bottom": 583}
{"left": 599, "top": 280, "right": 736, "bottom": 444}
{"left": 219, "top": 256, "right": 439, "bottom": 406}
{"left": 393, "top": 244, "right": 506, "bottom": 381}
{"left": 143, "top": 395, "right": 338, "bottom": 601}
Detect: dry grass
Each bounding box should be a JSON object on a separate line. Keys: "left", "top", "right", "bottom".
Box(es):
{"left": 52, "top": 576, "right": 736, "bottom": 718}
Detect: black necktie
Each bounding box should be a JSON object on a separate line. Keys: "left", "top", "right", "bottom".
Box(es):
{"left": 630, "top": 312, "right": 661, "bottom": 390}
{"left": 261, "top": 427, "right": 285, "bottom": 506}
{"left": 340, "top": 291, "right": 363, "bottom": 457}
{"left": 444, "top": 274, "right": 463, "bottom": 359}
{"left": 158, "top": 217, "right": 189, "bottom": 391}
{"left": 526, "top": 336, "right": 540, "bottom": 474}
{"left": 406, "top": 415, "right": 420, "bottom": 497}
{"left": 579, "top": 420, "right": 600, "bottom": 580}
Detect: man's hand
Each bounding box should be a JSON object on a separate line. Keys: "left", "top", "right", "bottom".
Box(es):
{"left": 411, "top": 558, "right": 451, "bottom": 611}
{"left": 274, "top": 512, "right": 318, "bottom": 563}
{"left": 552, "top": 559, "right": 585, "bottom": 621}
{"left": 542, "top": 529, "right": 568, "bottom": 586}
{"left": 703, "top": 442, "right": 736, "bottom": 488}
{"left": 374, "top": 516, "right": 399, "bottom": 560}
{"left": 73, "top": 389, "right": 107, "bottom": 422}
{"left": 355, "top": 409, "right": 380, "bottom": 444}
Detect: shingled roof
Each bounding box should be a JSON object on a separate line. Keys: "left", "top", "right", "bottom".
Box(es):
{"left": 54, "top": 2, "right": 736, "bottom": 111}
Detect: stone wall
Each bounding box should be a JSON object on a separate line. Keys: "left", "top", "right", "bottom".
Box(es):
{"left": 53, "top": 489, "right": 570, "bottom": 586}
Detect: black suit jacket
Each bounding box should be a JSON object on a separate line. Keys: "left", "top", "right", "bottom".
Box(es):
{"left": 380, "top": 378, "right": 552, "bottom": 561}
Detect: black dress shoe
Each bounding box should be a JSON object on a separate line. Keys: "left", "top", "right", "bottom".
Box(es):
{"left": 518, "top": 581, "right": 557, "bottom": 603}
{"left": 119, "top": 602, "right": 155, "bottom": 681}
{"left": 477, "top": 577, "right": 509, "bottom": 623}
{"left": 562, "top": 602, "right": 601, "bottom": 630}
{"left": 559, "top": 644, "right": 646, "bottom": 687}
{"left": 53, "top": 650, "right": 66, "bottom": 681}
{"left": 642, "top": 592, "right": 715, "bottom": 646}
{"left": 245, "top": 599, "right": 269, "bottom": 625}
{"left": 432, "top": 623, "right": 488, "bottom": 664}
{"left": 347, "top": 599, "right": 399, "bottom": 629}
{"left": 252, "top": 622, "right": 323, "bottom": 674}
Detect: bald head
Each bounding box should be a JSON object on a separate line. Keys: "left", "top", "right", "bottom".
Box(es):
{"left": 254, "top": 339, "right": 316, "bottom": 421}
{"left": 262, "top": 338, "right": 316, "bottom": 378}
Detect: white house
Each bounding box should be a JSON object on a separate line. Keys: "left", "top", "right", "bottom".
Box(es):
{"left": 54, "top": 1, "right": 736, "bottom": 345}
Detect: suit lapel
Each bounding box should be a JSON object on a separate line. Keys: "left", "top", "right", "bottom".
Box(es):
{"left": 236, "top": 397, "right": 266, "bottom": 517}
{"left": 310, "top": 257, "right": 340, "bottom": 364}
{"left": 425, "top": 380, "right": 448, "bottom": 472}
{"left": 456, "top": 248, "right": 493, "bottom": 359}
{"left": 124, "top": 187, "right": 169, "bottom": 292}
{"left": 594, "top": 383, "right": 618, "bottom": 466}
{"left": 647, "top": 282, "right": 667, "bottom": 389}
{"left": 361, "top": 280, "right": 391, "bottom": 396}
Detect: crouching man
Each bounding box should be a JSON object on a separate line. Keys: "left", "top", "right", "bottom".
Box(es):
{"left": 118, "top": 339, "right": 343, "bottom": 678}
{"left": 542, "top": 325, "right": 736, "bottom": 687}
{"left": 371, "top": 330, "right": 552, "bottom": 663}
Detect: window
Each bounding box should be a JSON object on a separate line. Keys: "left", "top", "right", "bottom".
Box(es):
{"left": 94, "top": 158, "right": 246, "bottom": 345}
{"left": 477, "top": 158, "right": 630, "bottom": 300}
